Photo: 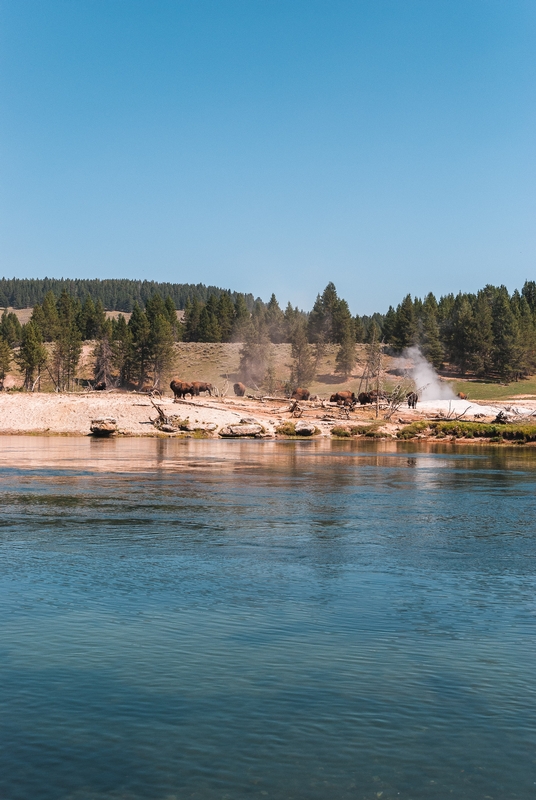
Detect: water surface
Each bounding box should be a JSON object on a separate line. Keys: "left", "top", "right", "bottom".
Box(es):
{"left": 0, "top": 436, "right": 535, "bottom": 800}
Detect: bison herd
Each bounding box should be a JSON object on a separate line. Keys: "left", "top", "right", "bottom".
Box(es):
{"left": 170, "top": 379, "right": 213, "bottom": 400}
{"left": 168, "top": 378, "right": 420, "bottom": 409}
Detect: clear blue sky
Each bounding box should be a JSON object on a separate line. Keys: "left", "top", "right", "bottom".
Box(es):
{"left": 1, "top": 1, "right": 535, "bottom": 313}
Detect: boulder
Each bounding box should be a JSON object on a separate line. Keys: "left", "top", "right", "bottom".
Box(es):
{"left": 219, "top": 423, "right": 264, "bottom": 437}
{"left": 90, "top": 418, "right": 117, "bottom": 437}
{"left": 294, "top": 421, "right": 317, "bottom": 436}
{"left": 184, "top": 422, "right": 218, "bottom": 432}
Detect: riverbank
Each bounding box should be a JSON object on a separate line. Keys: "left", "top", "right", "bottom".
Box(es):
{"left": 2, "top": 390, "right": 536, "bottom": 443}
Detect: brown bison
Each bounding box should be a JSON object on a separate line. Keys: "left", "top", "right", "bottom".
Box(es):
{"left": 457, "top": 392, "right": 468, "bottom": 400}
{"left": 291, "top": 388, "right": 310, "bottom": 401}
{"left": 94, "top": 381, "right": 106, "bottom": 391}
{"left": 170, "top": 379, "right": 194, "bottom": 401}
{"left": 233, "top": 382, "right": 246, "bottom": 397}
{"left": 358, "top": 391, "right": 373, "bottom": 405}
{"left": 191, "top": 381, "right": 213, "bottom": 396}
{"left": 330, "top": 391, "right": 356, "bottom": 406}
{"left": 407, "top": 391, "right": 418, "bottom": 409}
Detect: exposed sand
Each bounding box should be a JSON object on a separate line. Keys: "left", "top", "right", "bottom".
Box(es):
{"left": 0, "top": 391, "right": 336, "bottom": 437}
{"left": 1, "top": 391, "right": 536, "bottom": 439}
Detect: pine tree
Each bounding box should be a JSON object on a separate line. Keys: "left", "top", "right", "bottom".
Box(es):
{"left": 265, "top": 294, "right": 285, "bottom": 343}
{"left": 149, "top": 314, "right": 176, "bottom": 387}
{"left": 15, "top": 322, "right": 48, "bottom": 390}
{"left": 290, "top": 320, "right": 316, "bottom": 387}
{"left": 216, "top": 292, "right": 236, "bottom": 342}
{"left": 354, "top": 315, "right": 366, "bottom": 343}
{"left": 283, "top": 302, "right": 303, "bottom": 342}
{"left": 470, "top": 291, "right": 494, "bottom": 375}
{"left": 197, "top": 297, "right": 222, "bottom": 342}
{"left": 93, "top": 335, "right": 115, "bottom": 387}
{"left": 492, "top": 290, "right": 520, "bottom": 379}
{"left": 0, "top": 310, "right": 22, "bottom": 346}
{"left": 0, "top": 337, "right": 12, "bottom": 388}
{"left": 419, "top": 295, "right": 443, "bottom": 369}
{"left": 40, "top": 291, "right": 60, "bottom": 341}
{"left": 111, "top": 315, "right": 133, "bottom": 386}
{"left": 232, "top": 294, "right": 252, "bottom": 341}
{"left": 335, "top": 319, "right": 356, "bottom": 379}
{"left": 53, "top": 292, "right": 82, "bottom": 390}
{"left": 128, "top": 304, "right": 151, "bottom": 388}
{"left": 392, "top": 295, "right": 417, "bottom": 350}
{"left": 184, "top": 298, "right": 202, "bottom": 341}
{"left": 448, "top": 295, "right": 475, "bottom": 375}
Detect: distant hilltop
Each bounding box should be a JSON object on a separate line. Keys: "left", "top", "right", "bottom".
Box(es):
{"left": 0, "top": 277, "right": 258, "bottom": 313}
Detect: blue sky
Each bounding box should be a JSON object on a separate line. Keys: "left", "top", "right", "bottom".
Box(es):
{"left": 1, "top": 1, "right": 535, "bottom": 313}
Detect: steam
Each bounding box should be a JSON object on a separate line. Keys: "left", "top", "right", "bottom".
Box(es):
{"left": 404, "top": 347, "right": 455, "bottom": 401}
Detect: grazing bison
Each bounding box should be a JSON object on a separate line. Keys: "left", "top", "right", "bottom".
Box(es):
{"left": 358, "top": 391, "right": 373, "bottom": 405}
{"left": 170, "top": 379, "right": 194, "bottom": 401}
{"left": 233, "top": 382, "right": 246, "bottom": 397}
{"left": 457, "top": 392, "right": 468, "bottom": 400}
{"left": 330, "top": 391, "right": 356, "bottom": 406}
{"left": 407, "top": 391, "right": 418, "bottom": 409}
{"left": 94, "top": 381, "right": 106, "bottom": 391}
{"left": 191, "top": 381, "right": 213, "bottom": 396}
{"left": 291, "top": 387, "right": 310, "bottom": 401}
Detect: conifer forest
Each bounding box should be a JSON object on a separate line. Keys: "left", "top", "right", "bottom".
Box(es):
{"left": 1, "top": 277, "right": 536, "bottom": 390}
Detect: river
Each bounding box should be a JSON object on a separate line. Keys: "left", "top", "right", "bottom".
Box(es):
{"left": 0, "top": 436, "right": 535, "bottom": 799}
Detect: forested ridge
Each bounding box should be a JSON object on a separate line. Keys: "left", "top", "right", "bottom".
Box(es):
{"left": 0, "top": 277, "right": 257, "bottom": 312}
{"left": 1, "top": 277, "right": 536, "bottom": 391}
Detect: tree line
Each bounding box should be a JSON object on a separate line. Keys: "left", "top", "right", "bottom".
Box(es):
{"left": 1, "top": 280, "right": 536, "bottom": 391}
{"left": 0, "top": 277, "right": 257, "bottom": 313}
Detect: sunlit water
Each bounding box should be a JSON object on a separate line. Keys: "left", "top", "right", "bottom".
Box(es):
{"left": 1, "top": 436, "right": 535, "bottom": 800}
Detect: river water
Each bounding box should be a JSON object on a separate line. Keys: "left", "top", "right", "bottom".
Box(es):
{"left": 0, "top": 436, "right": 535, "bottom": 800}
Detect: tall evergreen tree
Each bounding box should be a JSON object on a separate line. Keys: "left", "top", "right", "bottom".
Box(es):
{"left": 111, "top": 315, "right": 133, "bottom": 386}
{"left": 128, "top": 304, "right": 151, "bottom": 387}
{"left": 149, "top": 314, "right": 176, "bottom": 387}
{"left": 184, "top": 298, "right": 202, "bottom": 342}
{"left": 0, "top": 310, "right": 22, "bottom": 346}
{"left": 290, "top": 320, "right": 316, "bottom": 387}
{"left": 53, "top": 292, "right": 82, "bottom": 390}
{"left": 15, "top": 322, "right": 48, "bottom": 390}
{"left": 232, "top": 294, "right": 252, "bottom": 341}
{"left": 392, "top": 295, "right": 417, "bottom": 350}
{"left": 217, "top": 292, "right": 236, "bottom": 342}
{"left": 0, "top": 338, "right": 12, "bottom": 388}
{"left": 335, "top": 319, "right": 357, "bottom": 379}
{"left": 492, "top": 289, "right": 520, "bottom": 379}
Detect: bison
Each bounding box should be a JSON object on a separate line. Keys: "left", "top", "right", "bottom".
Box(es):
{"left": 170, "top": 379, "right": 194, "bottom": 401}
{"left": 291, "top": 387, "right": 310, "bottom": 401}
{"left": 191, "top": 381, "right": 213, "bottom": 396}
{"left": 358, "top": 391, "right": 373, "bottom": 405}
{"left": 406, "top": 391, "right": 418, "bottom": 409}
{"left": 233, "top": 382, "right": 246, "bottom": 397}
{"left": 457, "top": 392, "right": 468, "bottom": 400}
{"left": 94, "top": 381, "right": 106, "bottom": 391}
{"left": 330, "top": 391, "right": 356, "bottom": 406}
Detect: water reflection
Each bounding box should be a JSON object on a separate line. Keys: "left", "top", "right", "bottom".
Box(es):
{"left": 0, "top": 437, "right": 535, "bottom": 800}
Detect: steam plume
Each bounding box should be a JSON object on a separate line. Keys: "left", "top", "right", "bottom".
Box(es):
{"left": 404, "top": 347, "right": 455, "bottom": 401}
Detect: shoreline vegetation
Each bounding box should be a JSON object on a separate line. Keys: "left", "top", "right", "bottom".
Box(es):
{"left": 1, "top": 390, "right": 536, "bottom": 445}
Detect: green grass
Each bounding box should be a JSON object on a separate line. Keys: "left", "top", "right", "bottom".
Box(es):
{"left": 397, "top": 420, "right": 536, "bottom": 442}
{"left": 452, "top": 377, "right": 536, "bottom": 401}
{"left": 331, "top": 423, "right": 386, "bottom": 438}
{"left": 275, "top": 421, "right": 321, "bottom": 436}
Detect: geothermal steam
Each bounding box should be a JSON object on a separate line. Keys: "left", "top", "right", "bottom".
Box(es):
{"left": 404, "top": 347, "right": 456, "bottom": 401}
